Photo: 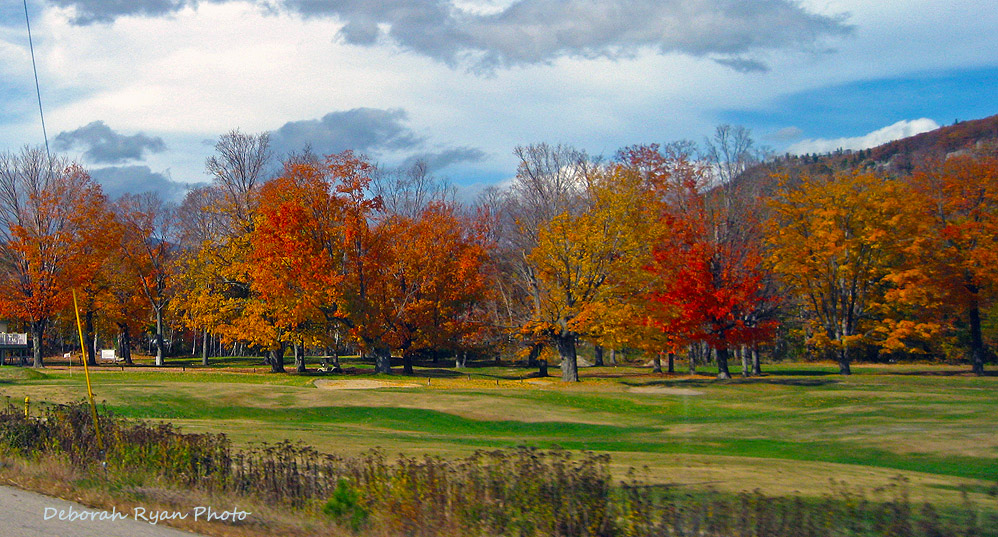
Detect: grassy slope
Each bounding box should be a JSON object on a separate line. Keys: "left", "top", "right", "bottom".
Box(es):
{"left": 1, "top": 359, "right": 995, "bottom": 505}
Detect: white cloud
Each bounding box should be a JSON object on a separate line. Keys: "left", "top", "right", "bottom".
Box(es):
{"left": 787, "top": 118, "right": 940, "bottom": 155}
{"left": 287, "top": 0, "right": 852, "bottom": 72}
{"left": 44, "top": 0, "right": 852, "bottom": 72}
{"left": 2, "top": 0, "right": 996, "bottom": 195}
{"left": 782, "top": 1, "right": 998, "bottom": 92}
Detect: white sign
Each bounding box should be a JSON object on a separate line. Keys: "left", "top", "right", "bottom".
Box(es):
{"left": 100, "top": 349, "right": 117, "bottom": 362}
{"left": 0, "top": 332, "right": 28, "bottom": 346}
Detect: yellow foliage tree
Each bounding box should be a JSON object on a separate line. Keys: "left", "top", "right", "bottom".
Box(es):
{"left": 524, "top": 163, "right": 656, "bottom": 381}
{"left": 766, "top": 170, "right": 934, "bottom": 373}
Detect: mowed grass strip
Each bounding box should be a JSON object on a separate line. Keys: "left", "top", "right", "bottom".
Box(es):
{"left": 107, "top": 399, "right": 657, "bottom": 439}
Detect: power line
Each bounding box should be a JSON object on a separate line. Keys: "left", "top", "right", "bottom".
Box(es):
{"left": 23, "top": 0, "right": 52, "bottom": 163}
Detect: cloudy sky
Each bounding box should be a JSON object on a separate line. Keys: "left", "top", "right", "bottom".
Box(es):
{"left": 1, "top": 0, "right": 996, "bottom": 202}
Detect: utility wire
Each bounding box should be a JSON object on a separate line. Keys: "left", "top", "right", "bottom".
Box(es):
{"left": 23, "top": 0, "right": 52, "bottom": 163}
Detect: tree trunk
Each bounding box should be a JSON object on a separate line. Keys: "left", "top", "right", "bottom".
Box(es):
{"left": 269, "top": 342, "right": 286, "bottom": 373}
{"left": 402, "top": 350, "right": 414, "bottom": 376}
{"left": 593, "top": 345, "right": 604, "bottom": 366}
{"left": 166, "top": 324, "right": 174, "bottom": 355}
{"left": 969, "top": 299, "right": 986, "bottom": 376}
{"left": 374, "top": 346, "right": 392, "bottom": 374}
{"left": 201, "top": 329, "right": 209, "bottom": 366}
{"left": 838, "top": 346, "right": 852, "bottom": 375}
{"left": 154, "top": 308, "right": 165, "bottom": 366}
{"left": 117, "top": 324, "right": 133, "bottom": 365}
{"left": 608, "top": 349, "right": 617, "bottom": 366}
{"left": 667, "top": 352, "right": 675, "bottom": 373}
{"left": 741, "top": 345, "right": 750, "bottom": 377}
{"left": 455, "top": 352, "right": 467, "bottom": 369}
{"left": 652, "top": 353, "right": 662, "bottom": 373}
{"left": 526, "top": 343, "right": 542, "bottom": 367}
{"left": 84, "top": 310, "right": 97, "bottom": 366}
{"left": 556, "top": 333, "right": 579, "bottom": 382}
{"left": 716, "top": 347, "right": 731, "bottom": 379}
{"left": 688, "top": 345, "right": 696, "bottom": 374}
{"left": 294, "top": 342, "right": 306, "bottom": 373}
{"left": 751, "top": 346, "right": 761, "bottom": 376}
{"left": 30, "top": 321, "right": 45, "bottom": 368}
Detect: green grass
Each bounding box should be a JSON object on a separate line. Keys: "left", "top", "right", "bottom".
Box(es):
{"left": 1, "top": 359, "right": 996, "bottom": 504}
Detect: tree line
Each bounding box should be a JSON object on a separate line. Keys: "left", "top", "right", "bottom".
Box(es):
{"left": 0, "top": 127, "right": 994, "bottom": 379}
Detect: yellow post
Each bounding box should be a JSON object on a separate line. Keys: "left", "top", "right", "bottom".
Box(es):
{"left": 73, "top": 289, "right": 104, "bottom": 453}
{"left": 24, "top": 395, "right": 29, "bottom": 417}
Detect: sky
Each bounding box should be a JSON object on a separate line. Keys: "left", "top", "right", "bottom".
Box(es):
{"left": 0, "top": 0, "right": 996, "bottom": 202}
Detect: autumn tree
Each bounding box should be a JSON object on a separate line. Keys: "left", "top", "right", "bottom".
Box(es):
{"left": 171, "top": 130, "right": 281, "bottom": 369}
{"left": 496, "top": 144, "right": 655, "bottom": 381}
{"left": 74, "top": 216, "right": 125, "bottom": 366}
{"left": 493, "top": 144, "right": 588, "bottom": 380}
{"left": 250, "top": 155, "right": 354, "bottom": 372}
{"left": 767, "top": 171, "right": 925, "bottom": 374}
{"left": 172, "top": 185, "right": 227, "bottom": 365}
{"left": 116, "top": 192, "right": 178, "bottom": 366}
{"left": 0, "top": 148, "right": 114, "bottom": 367}
{"left": 323, "top": 152, "right": 396, "bottom": 373}
{"left": 380, "top": 201, "right": 491, "bottom": 375}
{"left": 907, "top": 151, "right": 998, "bottom": 375}
{"left": 97, "top": 249, "right": 149, "bottom": 365}
{"left": 633, "top": 144, "right": 776, "bottom": 379}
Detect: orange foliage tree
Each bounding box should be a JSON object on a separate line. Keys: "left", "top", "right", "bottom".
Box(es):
{"left": 250, "top": 156, "right": 355, "bottom": 371}
{"left": 95, "top": 247, "right": 150, "bottom": 365}
{"left": 116, "top": 193, "right": 178, "bottom": 366}
{"left": 908, "top": 151, "right": 998, "bottom": 375}
{"left": 0, "top": 149, "right": 115, "bottom": 367}
{"left": 72, "top": 215, "right": 124, "bottom": 367}
{"left": 378, "top": 202, "right": 491, "bottom": 374}
{"left": 767, "top": 171, "right": 929, "bottom": 374}
{"left": 252, "top": 152, "right": 491, "bottom": 375}
{"left": 171, "top": 130, "right": 279, "bottom": 368}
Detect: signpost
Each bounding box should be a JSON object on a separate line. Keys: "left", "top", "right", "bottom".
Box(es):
{"left": 73, "top": 290, "right": 104, "bottom": 454}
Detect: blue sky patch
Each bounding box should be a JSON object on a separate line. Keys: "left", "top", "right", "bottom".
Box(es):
{"left": 721, "top": 66, "right": 998, "bottom": 147}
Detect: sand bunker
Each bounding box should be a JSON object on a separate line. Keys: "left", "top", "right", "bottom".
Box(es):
{"left": 315, "top": 379, "right": 420, "bottom": 390}
{"left": 628, "top": 386, "right": 705, "bottom": 396}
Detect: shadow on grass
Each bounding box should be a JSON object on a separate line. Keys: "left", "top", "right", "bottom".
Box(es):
{"left": 621, "top": 376, "right": 840, "bottom": 389}
{"left": 891, "top": 369, "right": 998, "bottom": 377}
{"left": 406, "top": 368, "right": 466, "bottom": 379}
{"left": 740, "top": 377, "right": 840, "bottom": 387}
{"left": 765, "top": 369, "right": 840, "bottom": 376}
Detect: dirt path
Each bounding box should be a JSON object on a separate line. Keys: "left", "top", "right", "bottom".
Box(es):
{"left": 0, "top": 485, "right": 208, "bottom": 537}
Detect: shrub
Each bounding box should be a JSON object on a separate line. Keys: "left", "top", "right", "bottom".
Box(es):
{"left": 323, "top": 478, "right": 369, "bottom": 533}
